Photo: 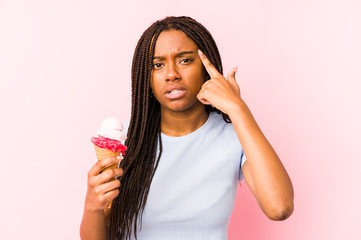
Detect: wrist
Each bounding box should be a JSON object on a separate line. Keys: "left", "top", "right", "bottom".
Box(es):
{"left": 227, "top": 99, "right": 250, "bottom": 119}
{"left": 84, "top": 202, "right": 106, "bottom": 214}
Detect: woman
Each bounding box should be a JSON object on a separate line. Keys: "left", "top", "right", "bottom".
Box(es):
{"left": 80, "top": 16, "right": 294, "bottom": 240}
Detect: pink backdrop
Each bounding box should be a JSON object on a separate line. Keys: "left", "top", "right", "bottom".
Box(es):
{"left": 1, "top": 0, "right": 360, "bottom": 239}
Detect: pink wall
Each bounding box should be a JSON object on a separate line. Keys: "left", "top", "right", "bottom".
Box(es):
{"left": 1, "top": 0, "right": 360, "bottom": 239}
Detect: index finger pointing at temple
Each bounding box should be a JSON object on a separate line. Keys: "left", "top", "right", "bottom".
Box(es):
{"left": 198, "top": 49, "right": 220, "bottom": 79}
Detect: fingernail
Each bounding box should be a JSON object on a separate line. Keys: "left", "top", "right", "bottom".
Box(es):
{"left": 198, "top": 49, "right": 204, "bottom": 55}
{"left": 234, "top": 67, "right": 238, "bottom": 72}
{"left": 116, "top": 156, "right": 123, "bottom": 160}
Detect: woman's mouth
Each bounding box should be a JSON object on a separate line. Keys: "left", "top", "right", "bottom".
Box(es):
{"left": 165, "top": 89, "right": 186, "bottom": 99}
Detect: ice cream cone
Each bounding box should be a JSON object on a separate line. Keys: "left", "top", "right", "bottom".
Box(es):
{"left": 91, "top": 117, "right": 127, "bottom": 209}
{"left": 94, "top": 145, "right": 121, "bottom": 172}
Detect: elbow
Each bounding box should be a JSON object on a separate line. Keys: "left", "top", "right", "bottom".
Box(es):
{"left": 265, "top": 202, "right": 294, "bottom": 221}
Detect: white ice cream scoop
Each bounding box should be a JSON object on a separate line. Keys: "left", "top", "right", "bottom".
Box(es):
{"left": 95, "top": 117, "right": 127, "bottom": 141}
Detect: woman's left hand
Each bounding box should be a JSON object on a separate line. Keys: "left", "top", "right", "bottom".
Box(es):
{"left": 198, "top": 51, "right": 294, "bottom": 221}
{"left": 197, "top": 49, "right": 243, "bottom": 115}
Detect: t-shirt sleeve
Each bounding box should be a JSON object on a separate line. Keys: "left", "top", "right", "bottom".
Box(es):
{"left": 238, "top": 150, "right": 247, "bottom": 181}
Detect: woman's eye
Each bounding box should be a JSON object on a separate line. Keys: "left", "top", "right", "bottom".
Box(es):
{"left": 181, "top": 58, "right": 193, "bottom": 64}
{"left": 153, "top": 63, "right": 163, "bottom": 69}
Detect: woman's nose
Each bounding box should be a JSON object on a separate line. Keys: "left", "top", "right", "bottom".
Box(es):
{"left": 166, "top": 62, "right": 180, "bottom": 81}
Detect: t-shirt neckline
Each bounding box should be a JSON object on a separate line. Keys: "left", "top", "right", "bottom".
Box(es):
{"left": 160, "top": 112, "right": 215, "bottom": 141}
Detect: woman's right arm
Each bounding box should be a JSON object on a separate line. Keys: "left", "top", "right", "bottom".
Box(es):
{"left": 80, "top": 156, "right": 124, "bottom": 240}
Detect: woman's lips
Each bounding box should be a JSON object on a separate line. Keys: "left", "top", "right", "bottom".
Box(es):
{"left": 165, "top": 88, "right": 186, "bottom": 99}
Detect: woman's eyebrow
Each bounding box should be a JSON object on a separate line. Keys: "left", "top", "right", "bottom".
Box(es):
{"left": 153, "top": 51, "right": 196, "bottom": 60}
{"left": 176, "top": 51, "right": 195, "bottom": 57}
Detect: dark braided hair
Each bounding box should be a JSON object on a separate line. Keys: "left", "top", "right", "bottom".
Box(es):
{"left": 109, "top": 16, "right": 230, "bottom": 240}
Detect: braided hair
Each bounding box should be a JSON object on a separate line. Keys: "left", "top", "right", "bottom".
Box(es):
{"left": 110, "top": 16, "right": 229, "bottom": 240}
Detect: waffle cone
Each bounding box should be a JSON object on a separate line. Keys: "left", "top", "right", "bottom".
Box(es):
{"left": 94, "top": 145, "right": 121, "bottom": 172}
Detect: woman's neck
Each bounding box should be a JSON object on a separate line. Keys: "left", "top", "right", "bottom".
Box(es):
{"left": 160, "top": 107, "right": 209, "bottom": 137}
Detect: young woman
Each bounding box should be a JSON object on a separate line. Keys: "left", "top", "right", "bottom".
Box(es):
{"left": 80, "top": 16, "right": 294, "bottom": 240}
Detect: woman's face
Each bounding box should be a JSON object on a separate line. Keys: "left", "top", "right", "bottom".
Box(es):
{"left": 150, "top": 29, "right": 206, "bottom": 114}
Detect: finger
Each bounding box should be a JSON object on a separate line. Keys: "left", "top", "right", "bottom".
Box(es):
{"left": 88, "top": 168, "right": 123, "bottom": 192}
{"left": 200, "top": 79, "right": 212, "bottom": 89}
{"left": 103, "top": 188, "right": 120, "bottom": 203}
{"left": 197, "top": 90, "right": 212, "bottom": 105}
{"left": 197, "top": 91, "right": 208, "bottom": 105}
{"left": 205, "top": 100, "right": 214, "bottom": 107}
{"left": 96, "top": 179, "right": 121, "bottom": 195}
{"left": 198, "top": 49, "right": 221, "bottom": 79}
{"left": 98, "top": 167, "right": 124, "bottom": 183}
{"left": 88, "top": 156, "right": 123, "bottom": 177}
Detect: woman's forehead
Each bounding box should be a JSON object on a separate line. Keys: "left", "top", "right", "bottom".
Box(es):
{"left": 153, "top": 30, "right": 198, "bottom": 56}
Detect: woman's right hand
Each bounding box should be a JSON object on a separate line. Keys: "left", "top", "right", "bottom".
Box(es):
{"left": 84, "top": 156, "right": 124, "bottom": 212}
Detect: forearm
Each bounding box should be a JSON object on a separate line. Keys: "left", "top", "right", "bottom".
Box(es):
{"left": 80, "top": 208, "right": 108, "bottom": 240}
{"left": 229, "top": 101, "right": 294, "bottom": 218}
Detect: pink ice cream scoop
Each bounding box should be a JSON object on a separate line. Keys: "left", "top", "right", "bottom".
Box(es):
{"left": 91, "top": 117, "right": 127, "bottom": 155}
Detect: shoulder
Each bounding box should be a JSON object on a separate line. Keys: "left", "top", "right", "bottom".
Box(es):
{"left": 204, "top": 112, "right": 238, "bottom": 141}
{"left": 208, "top": 111, "right": 227, "bottom": 125}
{"left": 208, "top": 111, "right": 234, "bottom": 131}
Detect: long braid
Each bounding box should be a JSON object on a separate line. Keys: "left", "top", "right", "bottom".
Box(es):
{"left": 109, "top": 16, "right": 229, "bottom": 240}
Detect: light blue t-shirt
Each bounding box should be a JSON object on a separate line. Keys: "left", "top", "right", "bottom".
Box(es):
{"left": 125, "top": 111, "right": 247, "bottom": 240}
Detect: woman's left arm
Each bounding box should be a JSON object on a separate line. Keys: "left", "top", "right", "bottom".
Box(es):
{"left": 228, "top": 102, "right": 294, "bottom": 220}
{"left": 197, "top": 50, "right": 294, "bottom": 220}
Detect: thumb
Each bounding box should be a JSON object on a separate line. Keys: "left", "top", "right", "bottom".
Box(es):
{"left": 227, "top": 67, "right": 241, "bottom": 94}
{"left": 227, "top": 67, "right": 239, "bottom": 90}
{"left": 227, "top": 67, "right": 238, "bottom": 82}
